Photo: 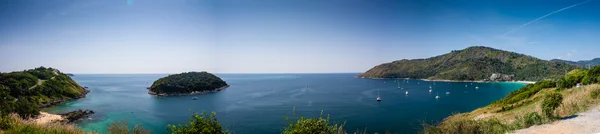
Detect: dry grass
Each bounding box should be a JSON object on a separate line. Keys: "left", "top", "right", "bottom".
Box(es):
{"left": 424, "top": 84, "right": 600, "bottom": 134}
{"left": 0, "top": 114, "right": 92, "bottom": 134}
{"left": 556, "top": 84, "right": 600, "bottom": 117}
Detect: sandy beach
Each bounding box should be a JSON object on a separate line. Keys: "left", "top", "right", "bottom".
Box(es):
{"left": 32, "top": 112, "right": 64, "bottom": 124}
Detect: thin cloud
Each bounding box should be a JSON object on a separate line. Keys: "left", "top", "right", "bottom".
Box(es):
{"left": 502, "top": 0, "right": 593, "bottom": 36}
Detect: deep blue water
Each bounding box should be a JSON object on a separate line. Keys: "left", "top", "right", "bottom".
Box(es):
{"left": 44, "top": 74, "right": 525, "bottom": 134}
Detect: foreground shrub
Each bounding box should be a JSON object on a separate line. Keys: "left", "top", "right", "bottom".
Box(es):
{"left": 107, "top": 119, "right": 150, "bottom": 134}
{"left": 542, "top": 92, "right": 563, "bottom": 118}
{"left": 167, "top": 111, "right": 227, "bottom": 134}
{"left": 523, "top": 112, "right": 542, "bottom": 127}
{"left": 283, "top": 110, "right": 345, "bottom": 134}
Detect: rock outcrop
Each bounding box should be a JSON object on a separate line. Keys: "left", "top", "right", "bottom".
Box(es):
{"left": 489, "top": 73, "right": 514, "bottom": 81}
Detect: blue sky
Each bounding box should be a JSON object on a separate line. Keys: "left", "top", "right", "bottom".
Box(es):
{"left": 1, "top": 0, "right": 599, "bottom": 73}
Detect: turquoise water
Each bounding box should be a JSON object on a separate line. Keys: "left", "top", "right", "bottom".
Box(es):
{"left": 44, "top": 74, "right": 525, "bottom": 134}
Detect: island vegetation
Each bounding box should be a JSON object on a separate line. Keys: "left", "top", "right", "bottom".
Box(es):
{"left": 358, "top": 46, "right": 577, "bottom": 81}
{"left": 148, "top": 72, "right": 229, "bottom": 96}
{"left": 422, "top": 66, "right": 600, "bottom": 134}
{"left": 0, "top": 67, "right": 89, "bottom": 118}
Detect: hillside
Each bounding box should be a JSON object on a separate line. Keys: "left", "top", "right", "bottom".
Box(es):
{"left": 148, "top": 71, "right": 229, "bottom": 96}
{"left": 551, "top": 58, "right": 600, "bottom": 68}
{"left": 358, "top": 46, "right": 576, "bottom": 81}
{"left": 423, "top": 66, "right": 600, "bottom": 134}
{"left": 0, "top": 67, "right": 89, "bottom": 118}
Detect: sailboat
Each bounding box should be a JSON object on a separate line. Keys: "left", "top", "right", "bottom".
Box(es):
{"left": 435, "top": 92, "right": 440, "bottom": 99}
{"left": 377, "top": 90, "right": 382, "bottom": 101}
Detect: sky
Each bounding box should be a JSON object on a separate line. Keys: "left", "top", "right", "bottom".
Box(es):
{"left": 1, "top": 0, "right": 600, "bottom": 74}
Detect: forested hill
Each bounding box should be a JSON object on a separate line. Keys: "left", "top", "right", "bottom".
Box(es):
{"left": 551, "top": 58, "right": 600, "bottom": 68}
{"left": 357, "top": 46, "right": 577, "bottom": 81}
{"left": 149, "top": 71, "right": 228, "bottom": 95}
{"left": 0, "top": 67, "right": 88, "bottom": 118}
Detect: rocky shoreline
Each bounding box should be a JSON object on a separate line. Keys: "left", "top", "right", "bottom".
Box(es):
{"left": 148, "top": 85, "right": 230, "bottom": 97}
{"left": 59, "top": 109, "right": 95, "bottom": 123}
{"left": 39, "top": 89, "right": 90, "bottom": 108}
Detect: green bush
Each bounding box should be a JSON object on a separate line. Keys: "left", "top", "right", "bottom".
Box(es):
{"left": 523, "top": 112, "right": 542, "bottom": 127}
{"left": 167, "top": 111, "right": 227, "bottom": 134}
{"left": 591, "top": 88, "right": 600, "bottom": 99}
{"left": 283, "top": 110, "right": 345, "bottom": 134}
{"left": 542, "top": 92, "right": 563, "bottom": 118}
{"left": 107, "top": 119, "right": 150, "bottom": 134}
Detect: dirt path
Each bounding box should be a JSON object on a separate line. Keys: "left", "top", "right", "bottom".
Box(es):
{"left": 28, "top": 79, "right": 43, "bottom": 89}
{"left": 512, "top": 106, "right": 600, "bottom": 134}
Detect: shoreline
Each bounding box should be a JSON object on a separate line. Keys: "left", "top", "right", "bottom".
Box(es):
{"left": 356, "top": 77, "right": 536, "bottom": 84}
{"left": 148, "top": 85, "right": 230, "bottom": 97}
{"left": 31, "top": 112, "right": 64, "bottom": 125}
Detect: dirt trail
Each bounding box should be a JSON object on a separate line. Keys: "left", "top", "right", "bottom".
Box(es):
{"left": 512, "top": 106, "right": 600, "bottom": 134}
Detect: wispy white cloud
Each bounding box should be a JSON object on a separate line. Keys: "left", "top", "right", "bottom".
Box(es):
{"left": 502, "top": 0, "right": 593, "bottom": 36}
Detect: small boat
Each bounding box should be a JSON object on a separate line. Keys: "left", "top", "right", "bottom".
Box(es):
{"left": 446, "top": 92, "right": 450, "bottom": 95}
{"left": 192, "top": 97, "right": 199, "bottom": 100}
{"left": 429, "top": 89, "right": 432, "bottom": 93}
{"left": 475, "top": 86, "right": 479, "bottom": 89}
{"left": 405, "top": 91, "right": 409, "bottom": 95}
{"left": 429, "top": 85, "right": 432, "bottom": 89}
{"left": 84, "top": 86, "right": 89, "bottom": 89}
{"left": 465, "top": 85, "right": 468, "bottom": 87}
{"left": 377, "top": 90, "right": 382, "bottom": 101}
{"left": 435, "top": 92, "right": 440, "bottom": 99}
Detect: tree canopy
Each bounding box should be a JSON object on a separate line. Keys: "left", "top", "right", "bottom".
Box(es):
{"left": 149, "top": 72, "right": 228, "bottom": 95}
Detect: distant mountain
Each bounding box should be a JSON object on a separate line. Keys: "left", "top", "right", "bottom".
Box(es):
{"left": 357, "top": 46, "right": 576, "bottom": 81}
{"left": 550, "top": 58, "right": 600, "bottom": 68}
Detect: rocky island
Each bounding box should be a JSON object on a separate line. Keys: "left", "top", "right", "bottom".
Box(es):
{"left": 148, "top": 71, "right": 229, "bottom": 96}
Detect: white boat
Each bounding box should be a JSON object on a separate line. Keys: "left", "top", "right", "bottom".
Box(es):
{"left": 465, "top": 85, "right": 468, "bottom": 87}
{"left": 405, "top": 91, "right": 409, "bottom": 95}
{"left": 192, "top": 97, "right": 199, "bottom": 100}
{"left": 435, "top": 92, "right": 440, "bottom": 99}
{"left": 475, "top": 86, "right": 479, "bottom": 89}
{"left": 429, "top": 85, "right": 432, "bottom": 89}
{"left": 429, "top": 89, "right": 432, "bottom": 93}
{"left": 446, "top": 92, "right": 450, "bottom": 95}
{"left": 377, "top": 90, "right": 381, "bottom": 101}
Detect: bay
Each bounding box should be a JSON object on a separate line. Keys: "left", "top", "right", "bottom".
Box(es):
{"left": 44, "top": 74, "right": 525, "bottom": 134}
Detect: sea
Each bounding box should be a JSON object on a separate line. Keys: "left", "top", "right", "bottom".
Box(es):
{"left": 43, "top": 74, "right": 525, "bottom": 134}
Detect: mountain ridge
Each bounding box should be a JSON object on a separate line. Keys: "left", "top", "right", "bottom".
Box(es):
{"left": 550, "top": 58, "right": 600, "bottom": 68}
{"left": 358, "top": 46, "right": 576, "bottom": 81}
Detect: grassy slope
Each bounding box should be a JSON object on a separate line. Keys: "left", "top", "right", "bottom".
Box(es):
{"left": 426, "top": 84, "right": 600, "bottom": 134}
